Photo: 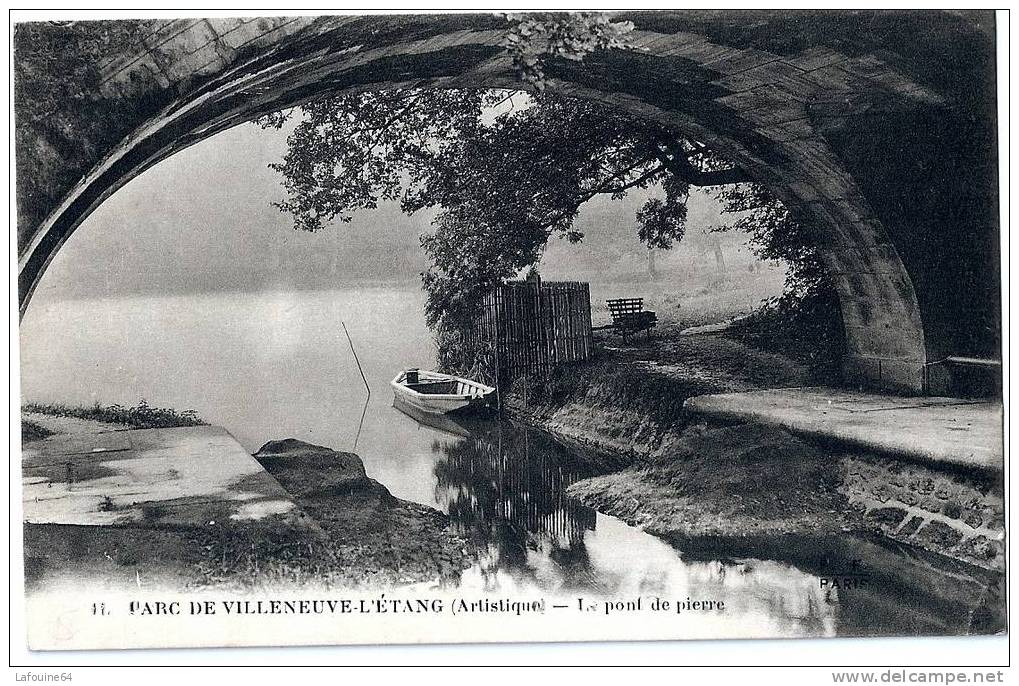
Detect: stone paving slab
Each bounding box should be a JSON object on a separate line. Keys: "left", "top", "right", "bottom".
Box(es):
{"left": 26, "top": 429, "right": 132, "bottom": 457}
{"left": 685, "top": 387, "right": 1004, "bottom": 472}
{"left": 23, "top": 425, "right": 304, "bottom": 527}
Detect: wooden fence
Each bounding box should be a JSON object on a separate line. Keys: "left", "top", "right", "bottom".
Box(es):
{"left": 469, "top": 280, "right": 593, "bottom": 381}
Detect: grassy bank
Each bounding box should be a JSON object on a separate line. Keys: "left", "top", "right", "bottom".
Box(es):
{"left": 503, "top": 326, "right": 816, "bottom": 458}
{"left": 566, "top": 422, "right": 857, "bottom": 538}
{"left": 23, "top": 400, "right": 205, "bottom": 429}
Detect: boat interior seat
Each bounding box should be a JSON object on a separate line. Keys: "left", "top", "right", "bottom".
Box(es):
{"left": 405, "top": 380, "right": 461, "bottom": 395}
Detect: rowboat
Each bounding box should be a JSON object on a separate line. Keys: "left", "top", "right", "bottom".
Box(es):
{"left": 390, "top": 369, "right": 496, "bottom": 416}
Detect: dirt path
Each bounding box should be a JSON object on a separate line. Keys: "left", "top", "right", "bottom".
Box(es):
{"left": 595, "top": 323, "right": 815, "bottom": 395}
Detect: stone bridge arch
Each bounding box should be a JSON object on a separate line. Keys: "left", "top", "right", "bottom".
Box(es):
{"left": 15, "top": 12, "right": 999, "bottom": 394}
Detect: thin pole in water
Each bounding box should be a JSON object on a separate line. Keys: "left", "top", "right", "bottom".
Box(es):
{"left": 342, "top": 321, "right": 371, "bottom": 399}
{"left": 342, "top": 321, "right": 370, "bottom": 452}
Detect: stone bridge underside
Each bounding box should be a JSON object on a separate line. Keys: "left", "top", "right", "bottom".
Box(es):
{"left": 15, "top": 11, "right": 999, "bottom": 393}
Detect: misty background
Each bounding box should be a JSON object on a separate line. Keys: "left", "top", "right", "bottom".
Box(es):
{"left": 19, "top": 108, "right": 787, "bottom": 452}
{"left": 30, "top": 120, "right": 774, "bottom": 304}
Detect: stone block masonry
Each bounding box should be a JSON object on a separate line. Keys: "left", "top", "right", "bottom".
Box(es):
{"left": 685, "top": 386, "right": 1004, "bottom": 570}
{"left": 15, "top": 12, "right": 1001, "bottom": 393}
{"left": 841, "top": 454, "right": 1003, "bottom": 571}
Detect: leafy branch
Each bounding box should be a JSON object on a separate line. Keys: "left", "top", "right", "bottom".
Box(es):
{"left": 501, "top": 12, "right": 636, "bottom": 90}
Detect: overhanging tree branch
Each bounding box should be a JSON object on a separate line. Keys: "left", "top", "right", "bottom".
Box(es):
{"left": 654, "top": 142, "right": 751, "bottom": 187}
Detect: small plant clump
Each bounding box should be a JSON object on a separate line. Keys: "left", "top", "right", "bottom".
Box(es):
{"left": 21, "top": 419, "right": 53, "bottom": 442}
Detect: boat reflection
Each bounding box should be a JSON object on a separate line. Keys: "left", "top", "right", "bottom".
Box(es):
{"left": 395, "top": 396, "right": 603, "bottom": 593}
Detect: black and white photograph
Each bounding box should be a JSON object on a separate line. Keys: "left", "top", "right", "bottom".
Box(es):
{"left": 10, "top": 8, "right": 1008, "bottom": 665}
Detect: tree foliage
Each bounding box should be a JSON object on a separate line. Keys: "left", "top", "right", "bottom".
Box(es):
{"left": 714, "top": 183, "right": 843, "bottom": 360}
{"left": 500, "top": 12, "right": 634, "bottom": 89}
{"left": 636, "top": 175, "right": 689, "bottom": 250}
{"left": 258, "top": 12, "right": 836, "bottom": 372}
{"left": 259, "top": 89, "right": 737, "bottom": 343}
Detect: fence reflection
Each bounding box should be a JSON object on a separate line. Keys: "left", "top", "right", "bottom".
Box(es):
{"left": 395, "top": 399, "right": 602, "bottom": 588}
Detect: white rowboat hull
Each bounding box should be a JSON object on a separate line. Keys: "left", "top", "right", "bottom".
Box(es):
{"left": 390, "top": 369, "right": 496, "bottom": 416}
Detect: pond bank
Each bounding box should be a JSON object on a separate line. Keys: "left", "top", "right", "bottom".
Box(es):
{"left": 502, "top": 332, "right": 1004, "bottom": 573}
{"left": 563, "top": 422, "right": 1004, "bottom": 572}
{"left": 21, "top": 409, "right": 474, "bottom": 591}
{"left": 251, "top": 439, "right": 474, "bottom": 588}
{"left": 503, "top": 328, "right": 817, "bottom": 457}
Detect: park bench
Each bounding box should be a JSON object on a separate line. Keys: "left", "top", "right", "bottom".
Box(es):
{"left": 606, "top": 298, "right": 657, "bottom": 342}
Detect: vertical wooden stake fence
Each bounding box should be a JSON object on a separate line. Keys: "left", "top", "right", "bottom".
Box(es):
{"left": 471, "top": 280, "right": 593, "bottom": 384}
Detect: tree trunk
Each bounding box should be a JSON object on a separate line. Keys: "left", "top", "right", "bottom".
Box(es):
{"left": 713, "top": 240, "right": 725, "bottom": 275}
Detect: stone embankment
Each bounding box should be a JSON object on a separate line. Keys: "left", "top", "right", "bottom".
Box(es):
{"left": 839, "top": 454, "right": 1003, "bottom": 570}
{"left": 21, "top": 410, "right": 474, "bottom": 591}
{"left": 504, "top": 347, "right": 1004, "bottom": 572}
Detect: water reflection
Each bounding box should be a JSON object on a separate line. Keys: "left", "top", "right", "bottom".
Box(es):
{"left": 398, "top": 400, "right": 600, "bottom": 593}
{"left": 395, "top": 399, "right": 845, "bottom": 636}
{"left": 394, "top": 399, "right": 1002, "bottom": 638}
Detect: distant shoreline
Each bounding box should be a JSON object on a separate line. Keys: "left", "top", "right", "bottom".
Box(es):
{"left": 25, "top": 280, "right": 428, "bottom": 307}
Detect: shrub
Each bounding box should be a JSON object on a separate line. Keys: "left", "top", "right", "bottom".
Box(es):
{"left": 22, "top": 400, "right": 206, "bottom": 429}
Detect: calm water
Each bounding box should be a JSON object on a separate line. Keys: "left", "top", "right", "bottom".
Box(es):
{"left": 20, "top": 287, "right": 997, "bottom": 637}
